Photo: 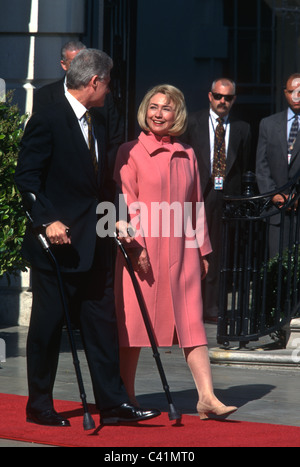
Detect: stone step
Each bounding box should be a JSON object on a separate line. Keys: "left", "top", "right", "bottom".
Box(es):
{"left": 209, "top": 319, "right": 300, "bottom": 368}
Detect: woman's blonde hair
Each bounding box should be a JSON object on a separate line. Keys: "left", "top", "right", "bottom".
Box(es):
{"left": 137, "top": 84, "right": 187, "bottom": 136}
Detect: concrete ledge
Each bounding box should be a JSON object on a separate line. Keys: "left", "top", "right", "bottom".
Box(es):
{"left": 0, "top": 271, "right": 31, "bottom": 327}
{"left": 209, "top": 347, "right": 300, "bottom": 367}
{"left": 286, "top": 318, "right": 300, "bottom": 348}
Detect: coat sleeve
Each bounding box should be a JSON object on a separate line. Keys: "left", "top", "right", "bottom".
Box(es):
{"left": 256, "top": 118, "right": 277, "bottom": 194}
{"left": 14, "top": 113, "right": 60, "bottom": 228}
{"left": 113, "top": 143, "right": 147, "bottom": 249}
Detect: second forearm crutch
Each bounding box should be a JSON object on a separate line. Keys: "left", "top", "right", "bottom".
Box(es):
{"left": 114, "top": 233, "right": 181, "bottom": 423}
{"left": 22, "top": 193, "right": 95, "bottom": 431}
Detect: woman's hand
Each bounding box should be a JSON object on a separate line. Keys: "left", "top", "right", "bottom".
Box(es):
{"left": 129, "top": 247, "right": 150, "bottom": 274}
{"left": 116, "top": 221, "right": 149, "bottom": 273}
{"left": 201, "top": 256, "right": 209, "bottom": 280}
{"left": 116, "top": 220, "right": 135, "bottom": 244}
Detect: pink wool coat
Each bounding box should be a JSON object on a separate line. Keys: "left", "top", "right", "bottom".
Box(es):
{"left": 113, "top": 131, "right": 212, "bottom": 348}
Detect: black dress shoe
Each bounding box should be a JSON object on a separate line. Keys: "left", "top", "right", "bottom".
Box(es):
{"left": 100, "top": 403, "right": 161, "bottom": 425}
{"left": 26, "top": 409, "right": 71, "bottom": 427}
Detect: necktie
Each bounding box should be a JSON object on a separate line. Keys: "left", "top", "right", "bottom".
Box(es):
{"left": 288, "top": 115, "right": 299, "bottom": 162}
{"left": 85, "top": 111, "right": 98, "bottom": 176}
{"left": 212, "top": 117, "right": 226, "bottom": 180}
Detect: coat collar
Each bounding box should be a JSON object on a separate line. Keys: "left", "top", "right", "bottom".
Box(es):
{"left": 138, "top": 131, "right": 190, "bottom": 158}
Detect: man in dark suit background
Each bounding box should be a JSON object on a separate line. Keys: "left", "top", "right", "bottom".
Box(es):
{"left": 181, "top": 78, "right": 252, "bottom": 321}
{"left": 33, "top": 40, "right": 124, "bottom": 176}
{"left": 32, "top": 40, "right": 85, "bottom": 112}
{"left": 256, "top": 73, "right": 300, "bottom": 257}
{"left": 15, "top": 48, "right": 160, "bottom": 427}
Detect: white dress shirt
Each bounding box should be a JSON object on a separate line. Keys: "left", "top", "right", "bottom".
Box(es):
{"left": 65, "top": 90, "right": 98, "bottom": 160}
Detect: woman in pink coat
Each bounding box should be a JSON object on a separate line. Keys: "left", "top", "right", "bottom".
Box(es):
{"left": 114, "top": 84, "right": 237, "bottom": 420}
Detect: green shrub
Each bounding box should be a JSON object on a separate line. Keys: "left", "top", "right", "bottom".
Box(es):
{"left": 0, "top": 92, "right": 28, "bottom": 278}
{"left": 263, "top": 247, "right": 300, "bottom": 323}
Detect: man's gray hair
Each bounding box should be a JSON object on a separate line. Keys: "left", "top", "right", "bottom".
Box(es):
{"left": 61, "top": 41, "right": 86, "bottom": 61}
{"left": 211, "top": 78, "right": 236, "bottom": 94}
{"left": 66, "top": 49, "right": 113, "bottom": 90}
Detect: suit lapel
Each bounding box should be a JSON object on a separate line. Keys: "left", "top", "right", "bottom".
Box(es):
{"left": 226, "top": 121, "right": 239, "bottom": 175}
{"left": 197, "top": 111, "right": 211, "bottom": 175}
{"left": 288, "top": 112, "right": 300, "bottom": 168}
{"left": 291, "top": 133, "right": 300, "bottom": 158}
{"left": 289, "top": 133, "right": 300, "bottom": 174}
{"left": 278, "top": 110, "right": 288, "bottom": 162}
{"left": 278, "top": 110, "right": 300, "bottom": 171}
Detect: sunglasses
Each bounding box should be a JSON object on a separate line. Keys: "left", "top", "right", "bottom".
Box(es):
{"left": 211, "top": 92, "right": 236, "bottom": 102}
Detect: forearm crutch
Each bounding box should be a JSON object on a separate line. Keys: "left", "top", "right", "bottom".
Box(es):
{"left": 22, "top": 193, "right": 95, "bottom": 431}
{"left": 114, "top": 233, "right": 181, "bottom": 422}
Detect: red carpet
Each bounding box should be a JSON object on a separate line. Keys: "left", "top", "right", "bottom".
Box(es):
{"left": 0, "top": 393, "right": 300, "bottom": 447}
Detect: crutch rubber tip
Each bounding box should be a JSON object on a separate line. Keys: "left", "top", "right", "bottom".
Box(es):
{"left": 83, "top": 412, "right": 96, "bottom": 431}
{"left": 168, "top": 404, "right": 182, "bottom": 422}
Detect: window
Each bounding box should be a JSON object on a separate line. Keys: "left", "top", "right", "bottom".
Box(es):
{"left": 223, "top": 0, "right": 274, "bottom": 86}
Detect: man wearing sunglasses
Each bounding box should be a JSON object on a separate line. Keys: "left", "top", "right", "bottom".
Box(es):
{"left": 181, "top": 78, "right": 251, "bottom": 322}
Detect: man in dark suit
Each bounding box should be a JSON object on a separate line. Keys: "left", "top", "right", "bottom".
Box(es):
{"left": 181, "top": 78, "right": 252, "bottom": 321}
{"left": 256, "top": 73, "right": 300, "bottom": 257}
{"left": 33, "top": 40, "right": 124, "bottom": 175}
{"left": 15, "top": 48, "right": 160, "bottom": 427}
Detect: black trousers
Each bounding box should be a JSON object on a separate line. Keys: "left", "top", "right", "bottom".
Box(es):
{"left": 202, "top": 188, "right": 224, "bottom": 319}
{"left": 26, "top": 259, "right": 128, "bottom": 414}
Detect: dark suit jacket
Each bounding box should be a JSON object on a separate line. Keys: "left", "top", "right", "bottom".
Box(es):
{"left": 256, "top": 109, "right": 300, "bottom": 194}
{"left": 32, "top": 78, "right": 66, "bottom": 113}
{"left": 33, "top": 78, "right": 124, "bottom": 176}
{"left": 181, "top": 109, "right": 252, "bottom": 197}
{"left": 15, "top": 97, "right": 114, "bottom": 272}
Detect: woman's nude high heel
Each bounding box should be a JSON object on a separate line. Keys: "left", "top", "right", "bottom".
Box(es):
{"left": 197, "top": 402, "right": 238, "bottom": 420}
